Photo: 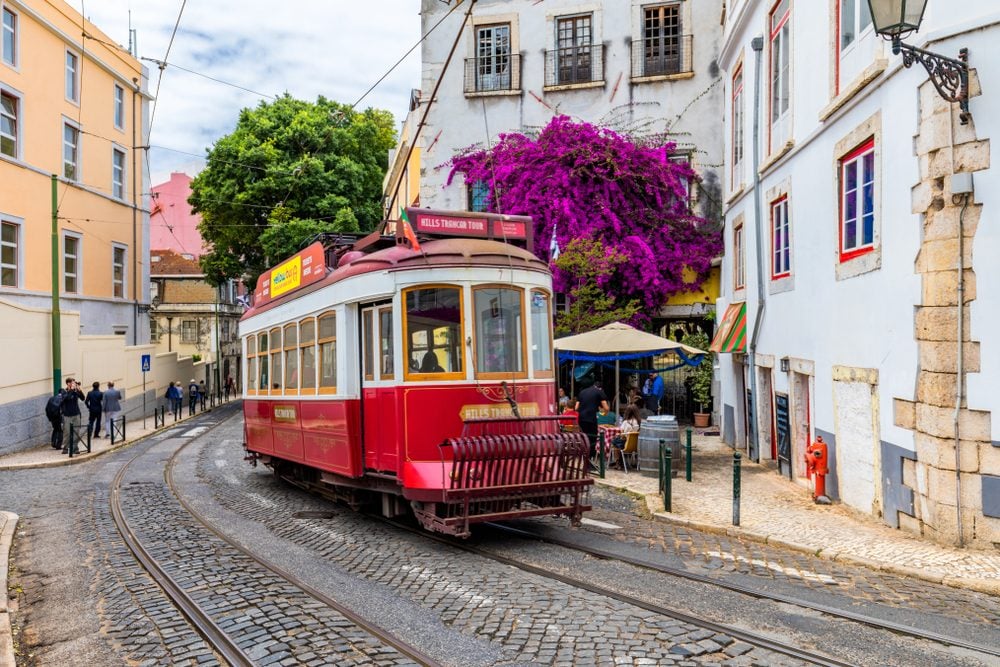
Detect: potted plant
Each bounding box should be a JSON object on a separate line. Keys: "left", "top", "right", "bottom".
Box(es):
{"left": 682, "top": 330, "right": 713, "bottom": 427}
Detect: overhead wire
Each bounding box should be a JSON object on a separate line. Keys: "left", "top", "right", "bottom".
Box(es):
{"left": 140, "top": 57, "right": 275, "bottom": 100}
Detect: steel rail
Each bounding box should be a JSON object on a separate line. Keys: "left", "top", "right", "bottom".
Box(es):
{"left": 166, "top": 426, "right": 444, "bottom": 667}
{"left": 378, "top": 518, "right": 856, "bottom": 667}
{"left": 485, "top": 521, "right": 1000, "bottom": 659}
{"left": 109, "top": 406, "right": 253, "bottom": 667}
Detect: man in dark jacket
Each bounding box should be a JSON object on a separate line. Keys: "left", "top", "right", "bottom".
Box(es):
{"left": 188, "top": 379, "right": 199, "bottom": 415}
{"left": 575, "top": 380, "right": 610, "bottom": 461}
{"left": 60, "top": 378, "right": 85, "bottom": 453}
{"left": 103, "top": 381, "right": 123, "bottom": 438}
{"left": 85, "top": 381, "right": 103, "bottom": 439}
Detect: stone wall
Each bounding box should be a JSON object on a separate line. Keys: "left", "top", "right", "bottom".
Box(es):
{"left": 893, "top": 77, "right": 998, "bottom": 547}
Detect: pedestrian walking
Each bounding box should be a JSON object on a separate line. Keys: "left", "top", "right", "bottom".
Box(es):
{"left": 188, "top": 378, "right": 199, "bottom": 415}
{"left": 224, "top": 375, "right": 235, "bottom": 400}
{"left": 44, "top": 390, "right": 65, "bottom": 450}
{"left": 60, "top": 378, "right": 85, "bottom": 453}
{"left": 85, "top": 381, "right": 104, "bottom": 439}
{"left": 575, "top": 380, "right": 610, "bottom": 465}
{"left": 103, "top": 381, "right": 123, "bottom": 438}
{"left": 199, "top": 380, "right": 207, "bottom": 410}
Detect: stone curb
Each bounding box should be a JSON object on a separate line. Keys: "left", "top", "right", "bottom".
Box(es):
{"left": 1, "top": 511, "right": 18, "bottom": 667}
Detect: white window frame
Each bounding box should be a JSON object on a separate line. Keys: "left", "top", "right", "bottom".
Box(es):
{"left": 668, "top": 151, "right": 693, "bottom": 206}
{"left": 839, "top": 0, "right": 873, "bottom": 53}
{"left": 65, "top": 49, "right": 80, "bottom": 104}
{"left": 0, "top": 214, "right": 22, "bottom": 288}
{"left": 113, "top": 83, "right": 125, "bottom": 130}
{"left": 0, "top": 85, "right": 20, "bottom": 160}
{"left": 768, "top": 0, "right": 791, "bottom": 153}
{"left": 111, "top": 145, "right": 126, "bottom": 200}
{"left": 731, "top": 64, "right": 744, "bottom": 190}
{"left": 63, "top": 119, "right": 80, "bottom": 181}
{"left": 771, "top": 196, "right": 791, "bottom": 279}
{"left": 475, "top": 23, "right": 512, "bottom": 92}
{"left": 112, "top": 243, "right": 127, "bottom": 299}
{"left": 837, "top": 0, "right": 876, "bottom": 93}
{"left": 62, "top": 231, "right": 82, "bottom": 294}
{"left": 2, "top": 5, "right": 17, "bottom": 69}
{"left": 181, "top": 319, "right": 198, "bottom": 344}
{"left": 734, "top": 222, "right": 745, "bottom": 290}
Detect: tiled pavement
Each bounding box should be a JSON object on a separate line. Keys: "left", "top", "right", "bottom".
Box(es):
{"left": 597, "top": 431, "right": 1000, "bottom": 596}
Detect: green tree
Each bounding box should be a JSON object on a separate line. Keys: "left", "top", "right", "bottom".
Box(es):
{"left": 554, "top": 238, "right": 640, "bottom": 337}
{"left": 189, "top": 94, "right": 396, "bottom": 286}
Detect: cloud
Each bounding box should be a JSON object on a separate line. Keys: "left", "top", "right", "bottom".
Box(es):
{"left": 76, "top": 1, "right": 422, "bottom": 184}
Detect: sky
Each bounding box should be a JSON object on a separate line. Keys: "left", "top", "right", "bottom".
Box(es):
{"left": 75, "top": 1, "right": 423, "bottom": 185}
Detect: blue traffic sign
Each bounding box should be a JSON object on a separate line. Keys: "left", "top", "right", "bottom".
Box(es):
{"left": 141, "top": 354, "right": 151, "bottom": 372}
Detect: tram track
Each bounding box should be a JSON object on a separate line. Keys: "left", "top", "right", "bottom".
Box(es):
{"left": 483, "top": 520, "right": 1000, "bottom": 660}
{"left": 109, "top": 406, "right": 442, "bottom": 667}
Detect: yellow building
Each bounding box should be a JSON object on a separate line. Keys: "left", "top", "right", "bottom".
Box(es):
{"left": 0, "top": 0, "right": 152, "bottom": 453}
{"left": 382, "top": 88, "right": 422, "bottom": 218}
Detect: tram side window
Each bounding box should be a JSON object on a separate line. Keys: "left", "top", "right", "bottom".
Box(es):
{"left": 405, "top": 287, "right": 463, "bottom": 377}
{"left": 284, "top": 323, "right": 298, "bottom": 394}
{"left": 247, "top": 334, "right": 257, "bottom": 393}
{"left": 379, "top": 307, "right": 394, "bottom": 380}
{"left": 318, "top": 312, "right": 337, "bottom": 392}
{"left": 269, "top": 327, "right": 282, "bottom": 394}
{"left": 474, "top": 287, "right": 524, "bottom": 375}
{"left": 530, "top": 290, "right": 553, "bottom": 374}
{"left": 363, "top": 310, "right": 374, "bottom": 381}
{"left": 258, "top": 333, "right": 269, "bottom": 390}
{"left": 300, "top": 318, "right": 316, "bottom": 393}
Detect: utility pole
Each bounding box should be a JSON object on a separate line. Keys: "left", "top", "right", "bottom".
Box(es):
{"left": 214, "top": 286, "right": 222, "bottom": 397}
{"left": 50, "top": 175, "right": 62, "bottom": 394}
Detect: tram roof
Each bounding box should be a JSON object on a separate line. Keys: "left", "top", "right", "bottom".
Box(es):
{"left": 242, "top": 237, "right": 549, "bottom": 320}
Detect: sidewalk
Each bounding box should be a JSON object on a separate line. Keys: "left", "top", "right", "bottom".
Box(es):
{"left": 597, "top": 431, "right": 1000, "bottom": 596}
{"left": 1, "top": 511, "right": 15, "bottom": 667}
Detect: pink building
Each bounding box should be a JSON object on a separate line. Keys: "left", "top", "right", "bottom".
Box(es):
{"left": 150, "top": 173, "right": 206, "bottom": 257}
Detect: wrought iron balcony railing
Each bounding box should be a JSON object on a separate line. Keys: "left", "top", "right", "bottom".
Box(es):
{"left": 631, "top": 34, "right": 693, "bottom": 79}
{"left": 464, "top": 53, "right": 521, "bottom": 94}
{"left": 544, "top": 44, "right": 605, "bottom": 87}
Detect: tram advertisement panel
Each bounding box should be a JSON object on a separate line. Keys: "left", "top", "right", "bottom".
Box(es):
{"left": 253, "top": 242, "right": 327, "bottom": 306}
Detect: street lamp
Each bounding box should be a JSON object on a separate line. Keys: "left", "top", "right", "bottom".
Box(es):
{"left": 867, "top": 0, "right": 971, "bottom": 123}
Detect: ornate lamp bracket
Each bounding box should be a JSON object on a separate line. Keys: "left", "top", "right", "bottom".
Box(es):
{"left": 893, "top": 37, "right": 971, "bottom": 124}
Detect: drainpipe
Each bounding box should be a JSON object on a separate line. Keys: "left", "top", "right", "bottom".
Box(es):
{"left": 954, "top": 191, "right": 970, "bottom": 548}
{"left": 747, "top": 36, "right": 766, "bottom": 462}
{"left": 131, "top": 78, "right": 139, "bottom": 345}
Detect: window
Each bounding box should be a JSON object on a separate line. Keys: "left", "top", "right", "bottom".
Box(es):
{"left": 114, "top": 84, "right": 125, "bottom": 129}
{"left": 404, "top": 286, "right": 463, "bottom": 378}
{"left": 63, "top": 123, "right": 79, "bottom": 181}
{"left": 269, "top": 327, "right": 282, "bottom": 393}
{"left": 530, "top": 290, "right": 553, "bottom": 375}
{"left": 257, "top": 333, "right": 269, "bottom": 390}
{"left": 1, "top": 220, "right": 18, "bottom": 287}
{"left": 362, "top": 309, "right": 374, "bottom": 381}
{"left": 112, "top": 147, "right": 126, "bottom": 199}
{"left": 839, "top": 138, "right": 875, "bottom": 260}
{"left": 300, "top": 317, "right": 317, "bottom": 393}
{"left": 65, "top": 51, "right": 79, "bottom": 102}
{"left": 840, "top": 0, "right": 872, "bottom": 51}
{"left": 474, "top": 286, "right": 525, "bottom": 377}
{"left": 838, "top": 0, "right": 876, "bottom": 92}
{"left": 467, "top": 180, "right": 489, "bottom": 212}
{"left": 668, "top": 152, "right": 692, "bottom": 205}
{"left": 476, "top": 24, "right": 511, "bottom": 91}
{"left": 556, "top": 15, "right": 593, "bottom": 84}
{"left": 734, "top": 223, "right": 745, "bottom": 290}
{"left": 769, "top": 0, "right": 791, "bottom": 152}
{"left": 318, "top": 312, "right": 336, "bottom": 392}
{"left": 247, "top": 334, "right": 257, "bottom": 393}
{"left": 150, "top": 318, "right": 159, "bottom": 343}
{"left": 379, "top": 307, "right": 394, "bottom": 380}
{"left": 731, "top": 65, "right": 744, "bottom": 188}
{"left": 771, "top": 197, "right": 791, "bottom": 278}
{"left": 63, "top": 233, "right": 80, "bottom": 293}
{"left": 2, "top": 7, "right": 16, "bottom": 67}
{"left": 0, "top": 90, "right": 16, "bottom": 158}
{"left": 283, "top": 323, "right": 298, "bottom": 393}
{"left": 642, "top": 4, "right": 682, "bottom": 76}
{"left": 181, "top": 320, "right": 198, "bottom": 344}
{"left": 112, "top": 245, "right": 126, "bottom": 298}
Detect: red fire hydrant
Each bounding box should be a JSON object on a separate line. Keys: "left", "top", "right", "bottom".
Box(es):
{"left": 805, "top": 436, "right": 832, "bottom": 505}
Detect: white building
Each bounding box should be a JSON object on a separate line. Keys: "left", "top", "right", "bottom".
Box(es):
{"left": 715, "top": 0, "right": 999, "bottom": 547}
{"left": 415, "top": 0, "right": 725, "bottom": 225}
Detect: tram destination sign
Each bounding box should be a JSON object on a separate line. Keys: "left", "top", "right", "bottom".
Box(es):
{"left": 253, "top": 242, "right": 327, "bottom": 306}
{"left": 405, "top": 208, "right": 533, "bottom": 251}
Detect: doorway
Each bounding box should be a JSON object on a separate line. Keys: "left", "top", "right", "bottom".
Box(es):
{"left": 791, "top": 371, "right": 811, "bottom": 478}
{"left": 361, "top": 302, "right": 398, "bottom": 473}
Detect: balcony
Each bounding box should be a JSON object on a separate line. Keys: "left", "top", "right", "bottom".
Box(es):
{"left": 544, "top": 44, "right": 605, "bottom": 89}
{"left": 464, "top": 54, "right": 521, "bottom": 95}
{"left": 631, "top": 35, "right": 694, "bottom": 80}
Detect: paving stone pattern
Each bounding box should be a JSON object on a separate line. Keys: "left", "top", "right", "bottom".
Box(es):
{"left": 118, "top": 480, "right": 417, "bottom": 667}
{"left": 202, "top": 448, "right": 808, "bottom": 666}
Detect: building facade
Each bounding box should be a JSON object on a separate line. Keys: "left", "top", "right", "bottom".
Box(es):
{"left": 150, "top": 249, "right": 242, "bottom": 394}
{"left": 150, "top": 172, "right": 206, "bottom": 257}
{"left": 715, "top": 0, "right": 999, "bottom": 546}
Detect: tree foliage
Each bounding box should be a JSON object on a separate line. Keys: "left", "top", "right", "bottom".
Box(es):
{"left": 190, "top": 94, "right": 396, "bottom": 286}
{"left": 448, "top": 116, "right": 722, "bottom": 323}
{"left": 553, "top": 238, "right": 640, "bottom": 337}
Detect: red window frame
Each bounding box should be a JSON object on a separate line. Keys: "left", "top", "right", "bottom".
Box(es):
{"left": 838, "top": 137, "right": 876, "bottom": 262}
{"left": 731, "top": 64, "right": 744, "bottom": 187}
{"left": 768, "top": 0, "right": 791, "bottom": 152}
{"left": 770, "top": 195, "right": 791, "bottom": 279}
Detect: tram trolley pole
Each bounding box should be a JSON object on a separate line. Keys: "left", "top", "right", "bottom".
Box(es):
{"left": 733, "top": 451, "right": 742, "bottom": 526}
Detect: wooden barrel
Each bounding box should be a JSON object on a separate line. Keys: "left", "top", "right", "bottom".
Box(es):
{"left": 638, "top": 415, "right": 681, "bottom": 477}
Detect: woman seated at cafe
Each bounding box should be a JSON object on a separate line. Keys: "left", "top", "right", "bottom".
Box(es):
{"left": 596, "top": 405, "right": 618, "bottom": 427}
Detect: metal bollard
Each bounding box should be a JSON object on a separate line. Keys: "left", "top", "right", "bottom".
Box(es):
{"left": 685, "top": 427, "right": 693, "bottom": 482}
{"left": 733, "top": 451, "right": 742, "bottom": 526}
{"left": 663, "top": 446, "right": 672, "bottom": 512}
{"left": 121, "top": 416, "right": 126, "bottom": 442}
{"left": 658, "top": 439, "right": 666, "bottom": 493}
{"left": 598, "top": 431, "right": 606, "bottom": 479}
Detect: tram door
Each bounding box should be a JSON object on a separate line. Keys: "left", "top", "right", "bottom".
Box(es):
{"left": 361, "top": 303, "right": 399, "bottom": 473}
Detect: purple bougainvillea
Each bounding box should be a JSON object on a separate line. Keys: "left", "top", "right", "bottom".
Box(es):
{"left": 447, "top": 116, "right": 722, "bottom": 317}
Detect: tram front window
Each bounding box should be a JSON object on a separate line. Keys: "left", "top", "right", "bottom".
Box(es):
{"left": 474, "top": 287, "right": 524, "bottom": 376}
{"left": 405, "top": 287, "right": 462, "bottom": 377}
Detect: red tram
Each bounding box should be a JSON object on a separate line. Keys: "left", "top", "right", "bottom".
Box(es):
{"left": 241, "top": 209, "right": 592, "bottom": 536}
